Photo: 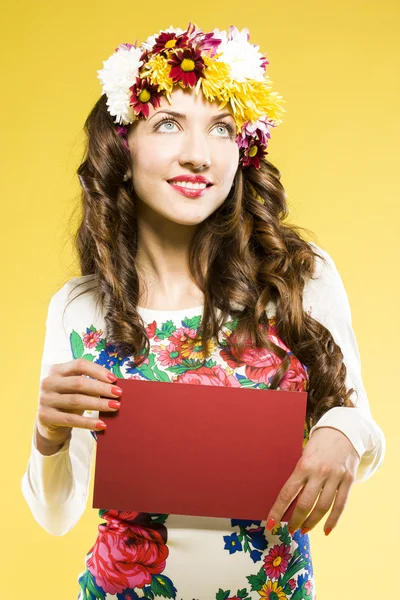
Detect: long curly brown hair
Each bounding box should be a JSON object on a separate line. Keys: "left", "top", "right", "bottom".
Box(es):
{"left": 67, "top": 93, "right": 356, "bottom": 434}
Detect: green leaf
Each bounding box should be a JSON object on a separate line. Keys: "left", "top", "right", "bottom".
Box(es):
{"left": 138, "top": 365, "right": 157, "bottom": 380}
{"left": 257, "top": 566, "right": 267, "bottom": 583}
{"left": 78, "top": 569, "right": 105, "bottom": 600}
{"left": 155, "top": 320, "right": 177, "bottom": 340}
{"left": 113, "top": 363, "right": 123, "bottom": 379}
{"left": 280, "top": 556, "right": 307, "bottom": 588}
{"left": 149, "top": 513, "right": 169, "bottom": 524}
{"left": 143, "top": 587, "right": 155, "bottom": 600}
{"left": 96, "top": 339, "right": 106, "bottom": 351}
{"left": 87, "top": 573, "right": 105, "bottom": 599}
{"left": 82, "top": 353, "right": 95, "bottom": 362}
{"left": 280, "top": 529, "right": 292, "bottom": 545}
{"left": 237, "top": 589, "right": 249, "bottom": 599}
{"left": 150, "top": 574, "right": 177, "bottom": 598}
{"left": 70, "top": 330, "right": 84, "bottom": 359}
{"left": 216, "top": 590, "right": 230, "bottom": 600}
{"left": 153, "top": 364, "right": 172, "bottom": 382}
{"left": 283, "top": 583, "right": 293, "bottom": 595}
{"left": 246, "top": 575, "right": 261, "bottom": 592}
{"left": 182, "top": 315, "right": 202, "bottom": 329}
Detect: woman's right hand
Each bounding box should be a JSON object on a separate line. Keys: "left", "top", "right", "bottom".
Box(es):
{"left": 36, "top": 358, "right": 123, "bottom": 447}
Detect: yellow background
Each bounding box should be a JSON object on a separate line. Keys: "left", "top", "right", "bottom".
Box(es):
{"left": 2, "top": 1, "right": 398, "bottom": 598}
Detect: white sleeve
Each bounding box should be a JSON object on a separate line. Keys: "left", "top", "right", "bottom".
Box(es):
{"left": 304, "top": 243, "right": 386, "bottom": 484}
{"left": 20, "top": 281, "right": 96, "bottom": 536}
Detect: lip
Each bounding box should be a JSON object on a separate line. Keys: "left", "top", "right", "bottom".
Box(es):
{"left": 168, "top": 181, "right": 212, "bottom": 198}
{"left": 167, "top": 175, "right": 213, "bottom": 185}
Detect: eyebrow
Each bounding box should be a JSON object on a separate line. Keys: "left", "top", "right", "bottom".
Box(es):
{"left": 148, "top": 110, "right": 235, "bottom": 123}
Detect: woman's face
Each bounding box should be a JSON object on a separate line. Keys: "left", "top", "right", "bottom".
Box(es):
{"left": 126, "top": 86, "right": 240, "bottom": 227}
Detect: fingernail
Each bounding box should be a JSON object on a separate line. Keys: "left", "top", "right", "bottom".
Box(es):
{"left": 301, "top": 527, "right": 310, "bottom": 535}
{"left": 96, "top": 421, "right": 107, "bottom": 430}
{"left": 266, "top": 518, "right": 275, "bottom": 531}
{"left": 108, "top": 400, "right": 121, "bottom": 409}
{"left": 325, "top": 527, "right": 333, "bottom": 536}
{"left": 107, "top": 372, "right": 117, "bottom": 382}
{"left": 111, "top": 386, "right": 123, "bottom": 396}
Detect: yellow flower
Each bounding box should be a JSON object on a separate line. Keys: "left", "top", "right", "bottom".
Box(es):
{"left": 140, "top": 54, "right": 174, "bottom": 95}
{"left": 258, "top": 580, "right": 287, "bottom": 599}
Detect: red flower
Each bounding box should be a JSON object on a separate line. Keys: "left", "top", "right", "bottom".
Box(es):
{"left": 263, "top": 543, "right": 291, "bottom": 579}
{"left": 152, "top": 30, "right": 191, "bottom": 56}
{"left": 87, "top": 519, "right": 169, "bottom": 594}
{"left": 129, "top": 77, "right": 162, "bottom": 119}
{"left": 241, "top": 139, "right": 268, "bottom": 169}
{"left": 167, "top": 47, "right": 206, "bottom": 87}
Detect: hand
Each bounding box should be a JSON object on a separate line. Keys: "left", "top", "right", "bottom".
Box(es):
{"left": 265, "top": 427, "right": 360, "bottom": 536}
{"left": 36, "top": 358, "right": 123, "bottom": 446}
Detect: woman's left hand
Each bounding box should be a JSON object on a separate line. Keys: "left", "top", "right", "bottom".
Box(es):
{"left": 266, "top": 426, "right": 361, "bottom": 536}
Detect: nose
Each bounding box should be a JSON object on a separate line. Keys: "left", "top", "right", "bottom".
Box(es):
{"left": 178, "top": 128, "right": 211, "bottom": 170}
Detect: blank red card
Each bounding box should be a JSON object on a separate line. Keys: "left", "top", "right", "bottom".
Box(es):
{"left": 92, "top": 379, "right": 307, "bottom": 521}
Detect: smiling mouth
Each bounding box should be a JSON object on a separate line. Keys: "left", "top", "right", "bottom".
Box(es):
{"left": 167, "top": 181, "right": 213, "bottom": 188}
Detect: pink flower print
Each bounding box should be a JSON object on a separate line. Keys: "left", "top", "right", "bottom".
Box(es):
{"left": 83, "top": 328, "right": 102, "bottom": 349}
{"left": 288, "top": 578, "right": 296, "bottom": 590}
{"left": 305, "top": 580, "right": 313, "bottom": 595}
{"left": 176, "top": 364, "right": 241, "bottom": 387}
{"left": 170, "top": 325, "right": 198, "bottom": 344}
{"left": 153, "top": 339, "right": 184, "bottom": 368}
{"left": 263, "top": 543, "right": 291, "bottom": 579}
{"left": 86, "top": 519, "right": 168, "bottom": 595}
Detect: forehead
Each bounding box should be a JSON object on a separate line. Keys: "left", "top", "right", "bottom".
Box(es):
{"left": 147, "top": 86, "right": 234, "bottom": 120}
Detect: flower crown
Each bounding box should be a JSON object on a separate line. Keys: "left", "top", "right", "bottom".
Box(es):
{"left": 97, "top": 22, "right": 285, "bottom": 169}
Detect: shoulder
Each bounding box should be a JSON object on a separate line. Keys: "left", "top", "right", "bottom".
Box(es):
{"left": 47, "top": 275, "right": 104, "bottom": 329}
{"left": 304, "top": 242, "right": 351, "bottom": 320}
{"left": 264, "top": 242, "right": 343, "bottom": 319}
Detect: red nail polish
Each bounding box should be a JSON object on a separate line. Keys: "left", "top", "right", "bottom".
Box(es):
{"left": 301, "top": 527, "right": 310, "bottom": 535}
{"left": 96, "top": 421, "right": 107, "bottom": 430}
{"left": 111, "top": 386, "right": 123, "bottom": 396}
{"left": 325, "top": 527, "right": 333, "bottom": 536}
{"left": 266, "top": 518, "right": 275, "bottom": 531}
{"left": 107, "top": 372, "right": 117, "bottom": 382}
{"left": 108, "top": 400, "right": 121, "bottom": 409}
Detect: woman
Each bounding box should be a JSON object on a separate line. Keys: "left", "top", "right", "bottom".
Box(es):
{"left": 21, "top": 22, "right": 385, "bottom": 600}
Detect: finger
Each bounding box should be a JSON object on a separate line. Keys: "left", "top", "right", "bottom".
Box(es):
{"left": 49, "top": 357, "right": 118, "bottom": 385}
{"left": 293, "top": 477, "right": 341, "bottom": 533}
{"left": 40, "top": 406, "right": 110, "bottom": 431}
{"left": 322, "top": 476, "right": 353, "bottom": 535}
{"left": 42, "top": 372, "right": 122, "bottom": 400}
{"left": 45, "top": 392, "right": 121, "bottom": 414}
{"left": 266, "top": 469, "right": 307, "bottom": 531}
{"left": 286, "top": 480, "right": 325, "bottom": 533}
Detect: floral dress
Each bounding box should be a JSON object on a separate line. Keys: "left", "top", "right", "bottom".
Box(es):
{"left": 73, "top": 304, "right": 316, "bottom": 600}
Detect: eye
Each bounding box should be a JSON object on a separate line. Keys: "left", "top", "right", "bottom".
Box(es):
{"left": 153, "top": 117, "right": 236, "bottom": 138}
{"left": 154, "top": 117, "right": 179, "bottom": 132}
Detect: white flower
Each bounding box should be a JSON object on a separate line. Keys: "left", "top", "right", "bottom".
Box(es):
{"left": 141, "top": 25, "right": 185, "bottom": 53}
{"left": 212, "top": 26, "right": 266, "bottom": 83}
{"left": 97, "top": 45, "right": 144, "bottom": 124}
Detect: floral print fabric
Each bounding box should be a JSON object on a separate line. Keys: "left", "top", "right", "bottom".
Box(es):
{"left": 72, "top": 310, "right": 316, "bottom": 600}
